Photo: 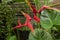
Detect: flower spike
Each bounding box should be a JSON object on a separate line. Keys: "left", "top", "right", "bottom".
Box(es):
{"left": 21, "top": 11, "right": 34, "bottom": 32}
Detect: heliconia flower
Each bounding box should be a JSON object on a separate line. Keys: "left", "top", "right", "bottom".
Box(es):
{"left": 27, "top": 21, "right": 34, "bottom": 32}
{"left": 12, "top": 18, "right": 22, "bottom": 29}
{"left": 21, "top": 11, "right": 34, "bottom": 32}
{"left": 23, "top": 20, "right": 34, "bottom": 32}
{"left": 25, "top": 0, "right": 37, "bottom": 15}
{"left": 25, "top": 0, "right": 51, "bottom": 14}
{"left": 38, "top": 6, "right": 45, "bottom": 13}
{"left": 22, "top": 19, "right": 34, "bottom": 32}
{"left": 38, "top": 5, "right": 50, "bottom": 13}
{"left": 33, "top": 15, "right": 40, "bottom": 23}
{"left": 21, "top": 11, "right": 32, "bottom": 20}
{"left": 43, "top": 5, "right": 50, "bottom": 9}
{"left": 31, "top": 5, "right": 37, "bottom": 15}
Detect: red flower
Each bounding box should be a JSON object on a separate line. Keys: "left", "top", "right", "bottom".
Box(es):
{"left": 38, "top": 5, "right": 50, "bottom": 13}
{"left": 38, "top": 6, "right": 45, "bottom": 13}
{"left": 27, "top": 21, "right": 34, "bottom": 32}
{"left": 21, "top": 11, "right": 34, "bottom": 32}
{"left": 21, "top": 11, "right": 32, "bottom": 20}
{"left": 13, "top": 18, "right": 22, "bottom": 29}
{"left": 23, "top": 20, "right": 34, "bottom": 32}
{"left": 31, "top": 5, "right": 37, "bottom": 15}
{"left": 13, "top": 11, "right": 34, "bottom": 32}
{"left": 25, "top": 0, "right": 37, "bottom": 15}
{"left": 25, "top": 0, "right": 50, "bottom": 14}
{"left": 33, "top": 15, "right": 40, "bottom": 23}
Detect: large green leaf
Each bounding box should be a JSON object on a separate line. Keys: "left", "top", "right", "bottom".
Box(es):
{"left": 40, "top": 10, "right": 53, "bottom": 30}
{"left": 40, "top": 9, "right": 60, "bottom": 30}
{"left": 45, "top": 9, "right": 60, "bottom": 25}
{"left": 28, "top": 29, "right": 53, "bottom": 40}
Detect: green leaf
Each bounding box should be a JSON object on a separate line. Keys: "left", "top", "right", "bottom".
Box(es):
{"left": 28, "top": 29, "right": 53, "bottom": 40}
{"left": 45, "top": 9, "right": 60, "bottom": 25}
{"left": 40, "top": 10, "right": 53, "bottom": 30}
{"left": 8, "top": 35, "right": 17, "bottom": 40}
{"left": 40, "top": 9, "right": 60, "bottom": 30}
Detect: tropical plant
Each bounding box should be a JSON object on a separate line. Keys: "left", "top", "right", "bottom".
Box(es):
{"left": 0, "top": 0, "right": 60, "bottom": 40}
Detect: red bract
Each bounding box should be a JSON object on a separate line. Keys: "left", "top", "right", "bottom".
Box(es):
{"left": 27, "top": 21, "right": 34, "bottom": 32}
{"left": 31, "top": 5, "right": 37, "bottom": 15}
{"left": 38, "top": 6, "right": 45, "bottom": 13}
{"left": 13, "top": 18, "right": 22, "bottom": 29}
{"left": 38, "top": 5, "right": 50, "bottom": 13}
{"left": 25, "top": 0, "right": 50, "bottom": 14}
{"left": 33, "top": 15, "right": 40, "bottom": 23}
{"left": 43, "top": 5, "right": 50, "bottom": 9}
{"left": 25, "top": 0, "right": 37, "bottom": 15}
{"left": 23, "top": 20, "right": 34, "bottom": 32}
{"left": 21, "top": 11, "right": 32, "bottom": 20}
{"left": 21, "top": 11, "right": 34, "bottom": 32}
